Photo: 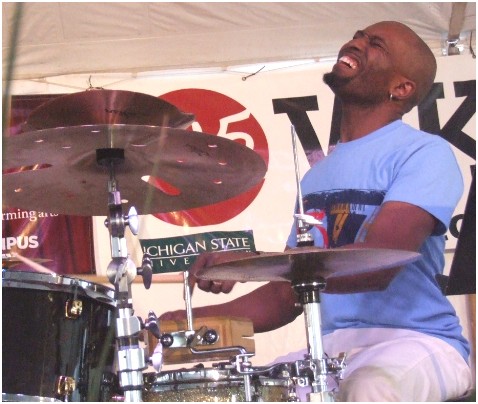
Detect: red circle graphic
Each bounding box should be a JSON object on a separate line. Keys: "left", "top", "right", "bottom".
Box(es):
{"left": 155, "top": 89, "right": 269, "bottom": 226}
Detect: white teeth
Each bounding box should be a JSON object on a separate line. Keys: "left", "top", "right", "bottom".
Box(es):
{"left": 339, "top": 55, "right": 358, "bottom": 69}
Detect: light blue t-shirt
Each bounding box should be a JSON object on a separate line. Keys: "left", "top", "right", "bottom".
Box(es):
{"left": 286, "top": 120, "right": 469, "bottom": 361}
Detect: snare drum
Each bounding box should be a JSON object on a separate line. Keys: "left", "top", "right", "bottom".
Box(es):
{"left": 2, "top": 271, "right": 118, "bottom": 402}
{"left": 143, "top": 367, "right": 291, "bottom": 402}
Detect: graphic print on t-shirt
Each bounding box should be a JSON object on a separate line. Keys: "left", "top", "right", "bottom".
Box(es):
{"left": 302, "top": 189, "right": 385, "bottom": 248}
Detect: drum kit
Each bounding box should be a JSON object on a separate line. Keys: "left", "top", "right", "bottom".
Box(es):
{"left": 2, "top": 89, "right": 420, "bottom": 402}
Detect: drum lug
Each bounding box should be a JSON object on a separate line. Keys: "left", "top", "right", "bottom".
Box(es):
{"left": 65, "top": 298, "right": 83, "bottom": 319}
{"left": 55, "top": 375, "right": 76, "bottom": 400}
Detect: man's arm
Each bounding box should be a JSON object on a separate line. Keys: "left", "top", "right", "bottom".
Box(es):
{"left": 160, "top": 201, "right": 436, "bottom": 332}
{"left": 160, "top": 280, "right": 302, "bottom": 333}
{"left": 348, "top": 201, "right": 437, "bottom": 251}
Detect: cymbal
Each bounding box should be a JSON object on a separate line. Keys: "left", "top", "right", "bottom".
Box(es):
{"left": 2, "top": 125, "right": 267, "bottom": 216}
{"left": 23, "top": 89, "right": 195, "bottom": 131}
{"left": 197, "top": 247, "right": 421, "bottom": 294}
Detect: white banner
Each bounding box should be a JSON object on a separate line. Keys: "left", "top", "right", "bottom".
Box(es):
{"left": 6, "top": 55, "right": 475, "bottom": 272}
{"left": 87, "top": 55, "right": 475, "bottom": 273}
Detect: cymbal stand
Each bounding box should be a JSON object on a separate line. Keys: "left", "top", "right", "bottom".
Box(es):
{"left": 292, "top": 281, "right": 344, "bottom": 402}
{"left": 290, "top": 126, "right": 345, "bottom": 401}
{"left": 99, "top": 148, "right": 152, "bottom": 402}
{"left": 291, "top": 125, "right": 321, "bottom": 246}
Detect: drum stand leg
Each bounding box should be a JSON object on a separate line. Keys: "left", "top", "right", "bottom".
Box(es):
{"left": 107, "top": 252, "right": 147, "bottom": 402}
{"left": 293, "top": 282, "right": 335, "bottom": 402}
{"left": 100, "top": 149, "right": 153, "bottom": 402}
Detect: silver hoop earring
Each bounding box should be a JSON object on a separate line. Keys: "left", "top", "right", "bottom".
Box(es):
{"left": 389, "top": 93, "right": 394, "bottom": 101}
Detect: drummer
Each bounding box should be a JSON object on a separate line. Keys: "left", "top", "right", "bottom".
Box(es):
{"left": 160, "top": 21, "right": 472, "bottom": 401}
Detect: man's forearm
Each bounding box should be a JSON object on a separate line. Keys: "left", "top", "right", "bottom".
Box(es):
{"left": 192, "top": 281, "right": 302, "bottom": 333}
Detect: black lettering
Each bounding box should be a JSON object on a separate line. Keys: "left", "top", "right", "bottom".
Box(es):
{"left": 329, "top": 96, "right": 342, "bottom": 146}
{"left": 449, "top": 214, "right": 464, "bottom": 239}
{"left": 419, "top": 81, "right": 476, "bottom": 159}
{"left": 273, "top": 96, "right": 321, "bottom": 165}
{"left": 417, "top": 83, "right": 444, "bottom": 134}
{"left": 439, "top": 80, "right": 476, "bottom": 159}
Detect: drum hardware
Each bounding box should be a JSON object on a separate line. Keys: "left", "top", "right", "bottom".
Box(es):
{"left": 234, "top": 352, "right": 255, "bottom": 402}
{"left": 290, "top": 282, "right": 345, "bottom": 402}
{"left": 55, "top": 376, "right": 76, "bottom": 401}
{"left": 144, "top": 310, "right": 162, "bottom": 340}
{"left": 159, "top": 325, "right": 220, "bottom": 350}
{"left": 149, "top": 268, "right": 221, "bottom": 371}
{"left": 291, "top": 124, "right": 322, "bottom": 247}
{"left": 158, "top": 269, "right": 220, "bottom": 348}
{"left": 101, "top": 148, "right": 152, "bottom": 402}
{"left": 157, "top": 269, "right": 220, "bottom": 355}
{"left": 64, "top": 277, "right": 84, "bottom": 319}
{"left": 65, "top": 298, "right": 83, "bottom": 319}
{"left": 179, "top": 269, "right": 219, "bottom": 349}
{"left": 214, "top": 353, "right": 305, "bottom": 402}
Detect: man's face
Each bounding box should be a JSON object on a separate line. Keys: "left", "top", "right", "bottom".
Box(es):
{"left": 323, "top": 22, "right": 404, "bottom": 105}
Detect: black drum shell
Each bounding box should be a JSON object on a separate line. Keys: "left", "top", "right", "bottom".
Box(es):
{"left": 2, "top": 271, "right": 117, "bottom": 402}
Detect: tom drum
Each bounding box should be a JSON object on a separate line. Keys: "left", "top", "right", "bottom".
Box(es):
{"left": 2, "top": 270, "right": 118, "bottom": 402}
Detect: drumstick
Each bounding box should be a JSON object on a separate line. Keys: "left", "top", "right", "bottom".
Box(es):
{"left": 10, "top": 252, "right": 56, "bottom": 274}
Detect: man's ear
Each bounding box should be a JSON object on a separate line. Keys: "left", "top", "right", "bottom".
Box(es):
{"left": 390, "top": 77, "right": 416, "bottom": 101}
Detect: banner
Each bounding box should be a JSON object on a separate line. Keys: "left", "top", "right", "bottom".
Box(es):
{"left": 4, "top": 56, "right": 475, "bottom": 280}
{"left": 140, "top": 230, "right": 256, "bottom": 273}
{"left": 2, "top": 95, "right": 96, "bottom": 275}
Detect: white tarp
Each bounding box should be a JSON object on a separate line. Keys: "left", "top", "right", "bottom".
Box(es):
{"left": 2, "top": 2, "right": 476, "bottom": 80}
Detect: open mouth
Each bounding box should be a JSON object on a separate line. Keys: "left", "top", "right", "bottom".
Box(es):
{"left": 338, "top": 55, "right": 358, "bottom": 69}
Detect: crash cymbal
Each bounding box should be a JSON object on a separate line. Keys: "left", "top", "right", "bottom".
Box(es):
{"left": 23, "top": 89, "right": 195, "bottom": 131}
{"left": 197, "top": 247, "right": 421, "bottom": 294}
{"left": 2, "top": 125, "right": 267, "bottom": 216}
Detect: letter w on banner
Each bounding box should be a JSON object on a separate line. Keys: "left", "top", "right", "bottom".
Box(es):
{"left": 2, "top": 95, "right": 96, "bottom": 275}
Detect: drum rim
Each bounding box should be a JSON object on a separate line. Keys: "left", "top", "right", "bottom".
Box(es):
{"left": 1, "top": 392, "right": 60, "bottom": 402}
{"left": 144, "top": 368, "right": 290, "bottom": 386}
{"left": 144, "top": 368, "right": 241, "bottom": 383}
{"left": 143, "top": 369, "right": 290, "bottom": 396}
{"left": 2, "top": 270, "right": 116, "bottom": 305}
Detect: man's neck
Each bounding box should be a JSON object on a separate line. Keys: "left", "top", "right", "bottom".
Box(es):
{"left": 339, "top": 103, "right": 402, "bottom": 142}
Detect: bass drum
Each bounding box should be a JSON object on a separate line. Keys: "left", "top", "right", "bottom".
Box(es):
{"left": 143, "top": 367, "right": 291, "bottom": 402}
{"left": 2, "top": 271, "right": 118, "bottom": 402}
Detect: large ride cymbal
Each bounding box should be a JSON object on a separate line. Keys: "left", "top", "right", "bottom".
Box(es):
{"left": 2, "top": 125, "right": 267, "bottom": 216}
{"left": 197, "top": 247, "right": 421, "bottom": 294}
{"left": 23, "top": 89, "right": 195, "bottom": 131}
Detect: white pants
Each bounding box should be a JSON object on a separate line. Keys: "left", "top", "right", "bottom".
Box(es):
{"left": 271, "top": 328, "right": 473, "bottom": 402}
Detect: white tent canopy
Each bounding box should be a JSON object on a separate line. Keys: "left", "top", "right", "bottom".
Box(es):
{"left": 2, "top": 2, "right": 476, "bottom": 81}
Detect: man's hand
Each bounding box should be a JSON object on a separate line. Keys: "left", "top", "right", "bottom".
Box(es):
{"left": 159, "top": 250, "right": 256, "bottom": 323}
{"left": 188, "top": 250, "right": 258, "bottom": 294}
